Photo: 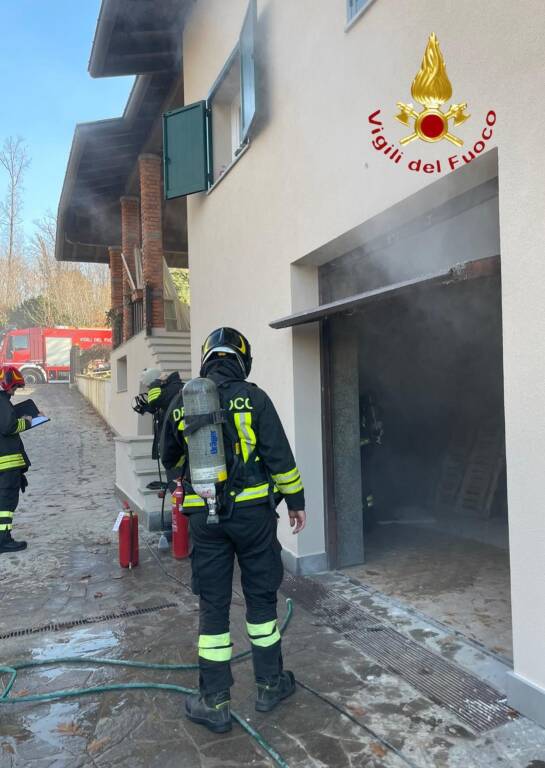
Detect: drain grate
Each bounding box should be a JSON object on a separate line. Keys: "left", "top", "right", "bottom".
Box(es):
{"left": 0, "top": 603, "right": 178, "bottom": 640}
{"left": 282, "top": 573, "right": 516, "bottom": 733}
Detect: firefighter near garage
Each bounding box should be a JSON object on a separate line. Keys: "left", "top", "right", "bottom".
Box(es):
{"left": 0, "top": 366, "right": 33, "bottom": 554}
{"left": 360, "top": 390, "right": 384, "bottom": 533}
{"left": 161, "top": 327, "right": 306, "bottom": 734}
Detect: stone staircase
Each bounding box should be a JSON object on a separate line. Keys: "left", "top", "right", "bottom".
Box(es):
{"left": 114, "top": 329, "right": 192, "bottom": 530}
{"left": 115, "top": 435, "right": 172, "bottom": 531}
{"left": 148, "top": 330, "right": 192, "bottom": 380}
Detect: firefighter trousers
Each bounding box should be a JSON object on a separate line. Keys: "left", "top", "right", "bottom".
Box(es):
{"left": 189, "top": 504, "right": 284, "bottom": 695}
{"left": 0, "top": 468, "right": 21, "bottom": 539}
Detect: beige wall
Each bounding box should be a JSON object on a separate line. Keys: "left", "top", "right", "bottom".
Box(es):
{"left": 76, "top": 375, "right": 112, "bottom": 426}
{"left": 182, "top": 0, "right": 545, "bottom": 698}
{"left": 110, "top": 331, "right": 155, "bottom": 437}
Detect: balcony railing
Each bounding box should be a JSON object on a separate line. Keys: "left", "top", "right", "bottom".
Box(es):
{"left": 131, "top": 296, "right": 144, "bottom": 336}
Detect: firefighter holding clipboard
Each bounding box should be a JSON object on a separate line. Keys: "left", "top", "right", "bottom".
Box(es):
{"left": 0, "top": 365, "right": 48, "bottom": 554}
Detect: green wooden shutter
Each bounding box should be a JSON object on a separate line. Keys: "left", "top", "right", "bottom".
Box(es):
{"left": 163, "top": 101, "right": 209, "bottom": 199}
{"left": 240, "top": 0, "right": 257, "bottom": 143}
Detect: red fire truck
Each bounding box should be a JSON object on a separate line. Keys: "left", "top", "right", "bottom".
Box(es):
{"left": 0, "top": 327, "right": 112, "bottom": 384}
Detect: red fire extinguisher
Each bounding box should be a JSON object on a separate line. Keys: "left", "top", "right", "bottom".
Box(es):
{"left": 171, "top": 478, "right": 189, "bottom": 559}
{"left": 119, "top": 501, "right": 139, "bottom": 568}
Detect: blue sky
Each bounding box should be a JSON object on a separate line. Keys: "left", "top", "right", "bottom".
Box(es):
{"left": 0, "top": 1, "right": 133, "bottom": 238}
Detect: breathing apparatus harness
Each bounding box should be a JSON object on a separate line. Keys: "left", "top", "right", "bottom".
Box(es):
{"left": 176, "top": 376, "right": 272, "bottom": 524}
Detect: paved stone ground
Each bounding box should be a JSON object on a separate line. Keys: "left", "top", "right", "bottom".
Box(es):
{"left": 1, "top": 385, "right": 545, "bottom": 767}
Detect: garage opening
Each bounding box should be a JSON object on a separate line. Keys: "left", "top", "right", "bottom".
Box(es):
{"left": 274, "top": 173, "right": 511, "bottom": 657}
{"left": 323, "top": 257, "right": 510, "bottom": 656}
{"left": 319, "top": 235, "right": 510, "bottom": 656}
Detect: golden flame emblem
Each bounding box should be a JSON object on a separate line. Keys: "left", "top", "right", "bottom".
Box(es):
{"left": 395, "top": 33, "right": 470, "bottom": 146}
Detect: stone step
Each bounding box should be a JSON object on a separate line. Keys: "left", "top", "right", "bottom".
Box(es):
{"left": 127, "top": 441, "right": 154, "bottom": 460}
{"left": 132, "top": 455, "right": 159, "bottom": 472}
{"left": 148, "top": 337, "right": 191, "bottom": 347}
{"left": 149, "top": 341, "right": 191, "bottom": 350}
{"left": 160, "top": 369, "right": 192, "bottom": 379}
{"left": 151, "top": 358, "right": 192, "bottom": 368}
{"left": 151, "top": 346, "right": 191, "bottom": 355}
{"left": 149, "top": 333, "right": 190, "bottom": 343}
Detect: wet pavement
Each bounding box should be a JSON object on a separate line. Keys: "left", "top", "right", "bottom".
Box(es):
{"left": 1, "top": 384, "right": 545, "bottom": 767}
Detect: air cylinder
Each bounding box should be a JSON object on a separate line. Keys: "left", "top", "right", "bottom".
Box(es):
{"left": 183, "top": 377, "right": 227, "bottom": 523}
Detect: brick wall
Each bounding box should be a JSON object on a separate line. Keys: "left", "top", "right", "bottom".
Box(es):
{"left": 108, "top": 246, "right": 124, "bottom": 348}
{"left": 139, "top": 154, "right": 165, "bottom": 330}
{"left": 120, "top": 196, "right": 141, "bottom": 342}
{"left": 108, "top": 246, "right": 123, "bottom": 310}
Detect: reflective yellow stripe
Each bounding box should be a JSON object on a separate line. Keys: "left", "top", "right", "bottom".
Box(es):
{"left": 148, "top": 387, "right": 161, "bottom": 402}
{"left": 14, "top": 418, "right": 27, "bottom": 434}
{"left": 234, "top": 412, "right": 256, "bottom": 463}
{"left": 183, "top": 494, "right": 206, "bottom": 508}
{"left": 251, "top": 628, "right": 281, "bottom": 648}
{"left": 199, "top": 633, "right": 231, "bottom": 649}
{"left": 247, "top": 620, "right": 281, "bottom": 648}
{"left": 235, "top": 483, "right": 269, "bottom": 502}
{"left": 199, "top": 647, "right": 233, "bottom": 662}
{"left": 279, "top": 479, "right": 304, "bottom": 495}
{"left": 174, "top": 454, "right": 186, "bottom": 468}
{"left": 271, "top": 468, "right": 299, "bottom": 485}
{"left": 0, "top": 454, "right": 26, "bottom": 470}
{"left": 272, "top": 467, "right": 304, "bottom": 495}
{"left": 178, "top": 419, "right": 189, "bottom": 444}
{"left": 246, "top": 619, "right": 276, "bottom": 636}
{"left": 0, "top": 511, "right": 13, "bottom": 532}
{"left": 198, "top": 633, "right": 232, "bottom": 662}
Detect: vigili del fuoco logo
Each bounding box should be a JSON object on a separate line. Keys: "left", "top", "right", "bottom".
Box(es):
{"left": 368, "top": 33, "right": 496, "bottom": 175}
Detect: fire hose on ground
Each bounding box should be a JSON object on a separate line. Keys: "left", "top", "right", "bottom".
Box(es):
{"left": 0, "top": 600, "right": 294, "bottom": 768}
{"left": 1, "top": 540, "right": 422, "bottom": 768}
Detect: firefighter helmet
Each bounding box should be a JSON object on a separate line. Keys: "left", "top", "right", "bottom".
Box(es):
{"left": 0, "top": 365, "right": 25, "bottom": 392}
{"left": 200, "top": 327, "right": 252, "bottom": 378}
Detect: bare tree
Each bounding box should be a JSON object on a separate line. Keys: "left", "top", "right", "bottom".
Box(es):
{"left": 0, "top": 137, "right": 30, "bottom": 297}
{"left": 28, "top": 214, "right": 110, "bottom": 327}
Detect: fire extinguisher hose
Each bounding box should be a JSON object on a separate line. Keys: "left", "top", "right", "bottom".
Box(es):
{"left": 0, "top": 600, "right": 294, "bottom": 768}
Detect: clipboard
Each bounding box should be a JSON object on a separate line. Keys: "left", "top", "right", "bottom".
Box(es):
{"left": 29, "top": 416, "right": 50, "bottom": 429}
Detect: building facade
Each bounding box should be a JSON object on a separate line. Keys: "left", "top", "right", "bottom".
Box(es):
{"left": 58, "top": 0, "right": 545, "bottom": 728}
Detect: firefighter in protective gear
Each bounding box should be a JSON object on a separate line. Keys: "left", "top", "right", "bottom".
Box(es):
{"left": 140, "top": 369, "right": 184, "bottom": 463}
{"left": 360, "top": 391, "right": 384, "bottom": 533}
{"left": 0, "top": 366, "right": 31, "bottom": 554}
{"left": 161, "top": 328, "right": 306, "bottom": 733}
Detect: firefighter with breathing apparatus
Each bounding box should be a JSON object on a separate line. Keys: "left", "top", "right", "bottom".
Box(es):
{"left": 0, "top": 366, "right": 32, "bottom": 554}
{"left": 161, "top": 327, "right": 306, "bottom": 733}
{"left": 134, "top": 368, "right": 184, "bottom": 464}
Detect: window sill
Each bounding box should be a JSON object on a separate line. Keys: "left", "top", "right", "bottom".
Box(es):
{"left": 344, "top": 0, "right": 378, "bottom": 33}
{"left": 206, "top": 141, "right": 250, "bottom": 195}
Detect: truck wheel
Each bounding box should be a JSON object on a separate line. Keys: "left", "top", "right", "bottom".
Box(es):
{"left": 22, "top": 368, "right": 45, "bottom": 385}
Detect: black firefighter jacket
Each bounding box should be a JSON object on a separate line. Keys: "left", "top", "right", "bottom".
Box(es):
{"left": 0, "top": 391, "right": 30, "bottom": 473}
{"left": 160, "top": 361, "right": 305, "bottom": 515}
{"left": 146, "top": 371, "right": 184, "bottom": 461}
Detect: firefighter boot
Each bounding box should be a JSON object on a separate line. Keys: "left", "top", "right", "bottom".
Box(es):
{"left": 185, "top": 690, "right": 232, "bottom": 733}
{"left": 255, "top": 670, "right": 296, "bottom": 712}
{"left": 0, "top": 531, "right": 27, "bottom": 554}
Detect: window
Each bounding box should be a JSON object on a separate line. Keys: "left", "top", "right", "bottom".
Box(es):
{"left": 163, "top": 0, "right": 256, "bottom": 198}
{"left": 209, "top": 49, "right": 243, "bottom": 184}
{"left": 7, "top": 335, "right": 29, "bottom": 357}
{"left": 346, "top": 0, "right": 376, "bottom": 26}
{"left": 117, "top": 356, "right": 128, "bottom": 392}
{"left": 134, "top": 248, "right": 144, "bottom": 289}
{"left": 11, "top": 335, "right": 29, "bottom": 350}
